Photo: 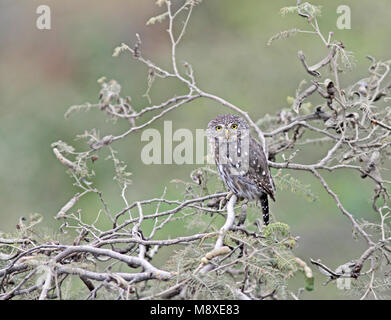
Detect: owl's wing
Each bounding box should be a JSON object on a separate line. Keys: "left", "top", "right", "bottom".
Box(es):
{"left": 248, "top": 136, "right": 275, "bottom": 201}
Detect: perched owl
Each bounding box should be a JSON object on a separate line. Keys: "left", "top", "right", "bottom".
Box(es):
{"left": 207, "top": 114, "right": 275, "bottom": 225}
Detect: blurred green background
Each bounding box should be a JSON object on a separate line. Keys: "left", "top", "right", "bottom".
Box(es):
{"left": 1, "top": 0, "right": 390, "bottom": 299}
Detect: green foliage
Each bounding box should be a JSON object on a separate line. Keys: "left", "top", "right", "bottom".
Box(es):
{"left": 64, "top": 102, "right": 96, "bottom": 119}
{"left": 267, "top": 29, "right": 299, "bottom": 46}
{"left": 144, "top": 226, "right": 300, "bottom": 299}
{"left": 280, "top": 2, "right": 322, "bottom": 19}
{"left": 304, "top": 274, "right": 314, "bottom": 291}
{"left": 146, "top": 12, "right": 169, "bottom": 26}
{"left": 274, "top": 170, "right": 318, "bottom": 202}
{"left": 146, "top": 0, "right": 203, "bottom": 26}
{"left": 106, "top": 147, "right": 132, "bottom": 187}
{"left": 262, "top": 222, "right": 290, "bottom": 238}
{"left": 51, "top": 140, "right": 75, "bottom": 154}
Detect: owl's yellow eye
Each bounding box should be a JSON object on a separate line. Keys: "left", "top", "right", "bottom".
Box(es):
{"left": 215, "top": 125, "right": 222, "bottom": 131}
{"left": 231, "top": 124, "right": 238, "bottom": 130}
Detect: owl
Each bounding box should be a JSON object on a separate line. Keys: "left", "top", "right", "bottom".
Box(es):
{"left": 207, "top": 114, "right": 275, "bottom": 225}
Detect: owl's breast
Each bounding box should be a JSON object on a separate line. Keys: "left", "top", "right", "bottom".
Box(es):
{"left": 216, "top": 163, "right": 260, "bottom": 201}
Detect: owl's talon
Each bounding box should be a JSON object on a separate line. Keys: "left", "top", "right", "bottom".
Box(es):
{"left": 226, "top": 191, "right": 234, "bottom": 201}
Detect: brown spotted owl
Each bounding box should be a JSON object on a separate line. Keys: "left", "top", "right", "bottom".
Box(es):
{"left": 207, "top": 114, "right": 275, "bottom": 225}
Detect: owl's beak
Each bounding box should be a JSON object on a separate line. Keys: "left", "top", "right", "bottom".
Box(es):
{"left": 225, "top": 129, "right": 230, "bottom": 140}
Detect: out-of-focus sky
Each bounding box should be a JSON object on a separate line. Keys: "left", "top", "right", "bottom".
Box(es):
{"left": 0, "top": 0, "right": 390, "bottom": 299}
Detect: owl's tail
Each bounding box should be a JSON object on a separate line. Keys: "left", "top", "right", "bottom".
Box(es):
{"left": 260, "top": 193, "right": 269, "bottom": 226}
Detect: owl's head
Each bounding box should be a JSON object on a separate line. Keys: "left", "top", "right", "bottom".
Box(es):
{"left": 207, "top": 114, "right": 249, "bottom": 141}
